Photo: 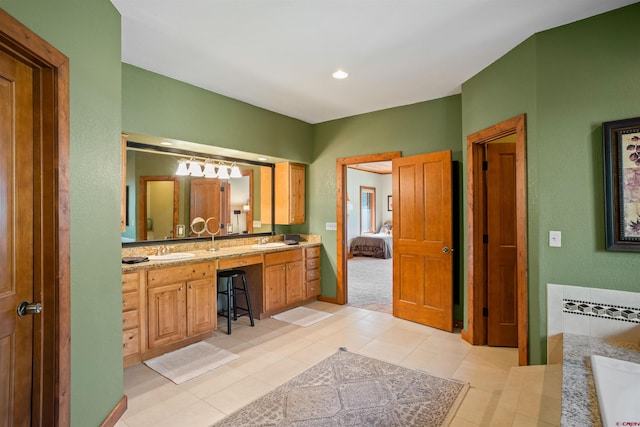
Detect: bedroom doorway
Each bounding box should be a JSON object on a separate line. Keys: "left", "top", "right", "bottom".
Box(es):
{"left": 335, "top": 152, "right": 401, "bottom": 311}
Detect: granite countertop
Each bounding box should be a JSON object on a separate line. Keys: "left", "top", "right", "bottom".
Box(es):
{"left": 122, "top": 238, "right": 321, "bottom": 272}
{"left": 562, "top": 333, "right": 640, "bottom": 427}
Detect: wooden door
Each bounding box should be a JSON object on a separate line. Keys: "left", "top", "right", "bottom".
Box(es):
{"left": 147, "top": 283, "right": 186, "bottom": 348}
{"left": 190, "top": 179, "right": 229, "bottom": 235}
{"left": 264, "top": 264, "right": 286, "bottom": 311}
{"left": 285, "top": 261, "right": 304, "bottom": 305}
{"left": 486, "top": 143, "right": 518, "bottom": 347}
{"left": 187, "top": 278, "right": 217, "bottom": 336}
{"left": 0, "top": 45, "right": 38, "bottom": 427}
{"left": 392, "top": 151, "right": 453, "bottom": 331}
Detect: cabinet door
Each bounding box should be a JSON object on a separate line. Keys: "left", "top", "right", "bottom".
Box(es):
{"left": 285, "top": 260, "right": 304, "bottom": 305}
{"left": 148, "top": 282, "right": 186, "bottom": 348}
{"left": 264, "top": 264, "right": 286, "bottom": 312}
{"left": 289, "top": 163, "right": 305, "bottom": 224}
{"left": 187, "top": 277, "right": 217, "bottom": 336}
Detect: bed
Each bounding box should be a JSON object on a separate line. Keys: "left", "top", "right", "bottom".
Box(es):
{"left": 349, "top": 222, "right": 393, "bottom": 259}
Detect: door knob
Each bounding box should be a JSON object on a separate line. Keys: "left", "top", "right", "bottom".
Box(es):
{"left": 17, "top": 301, "right": 42, "bottom": 316}
{"left": 442, "top": 247, "right": 450, "bottom": 254}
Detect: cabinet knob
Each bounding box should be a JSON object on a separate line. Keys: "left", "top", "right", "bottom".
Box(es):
{"left": 189, "top": 285, "right": 193, "bottom": 289}
{"left": 179, "top": 287, "right": 183, "bottom": 291}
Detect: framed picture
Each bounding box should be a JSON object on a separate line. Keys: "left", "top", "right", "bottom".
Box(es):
{"left": 603, "top": 116, "right": 640, "bottom": 251}
{"left": 387, "top": 195, "right": 392, "bottom": 211}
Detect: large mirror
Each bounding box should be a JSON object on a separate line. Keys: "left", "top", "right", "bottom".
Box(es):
{"left": 122, "top": 136, "right": 275, "bottom": 246}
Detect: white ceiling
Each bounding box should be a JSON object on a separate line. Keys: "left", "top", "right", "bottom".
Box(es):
{"left": 111, "top": 0, "right": 635, "bottom": 124}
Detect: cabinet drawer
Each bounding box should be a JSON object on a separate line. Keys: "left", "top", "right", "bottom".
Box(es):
{"left": 264, "top": 249, "right": 302, "bottom": 266}
{"left": 218, "top": 254, "right": 263, "bottom": 270}
{"left": 305, "top": 268, "right": 320, "bottom": 282}
{"left": 305, "top": 257, "right": 320, "bottom": 270}
{"left": 147, "top": 262, "right": 215, "bottom": 287}
{"left": 122, "top": 328, "right": 140, "bottom": 357}
{"left": 306, "top": 280, "right": 321, "bottom": 298}
{"left": 122, "top": 309, "right": 138, "bottom": 330}
{"left": 122, "top": 292, "right": 138, "bottom": 312}
{"left": 122, "top": 272, "right": 139, "bottom": 293}
{"left": 305, "top": 246, "right": 320, "bottom": 259}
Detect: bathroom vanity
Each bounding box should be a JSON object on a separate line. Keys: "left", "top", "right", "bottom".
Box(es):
{"left": 121, "top": 238, "right": 321, "bottom": 367}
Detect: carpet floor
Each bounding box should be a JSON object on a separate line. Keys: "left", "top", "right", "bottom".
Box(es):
{"left": 211, "top": 349, "right": 467, "bottom": 426}
{"left": 347, "top": 256, "right": 392, "bottom": 313}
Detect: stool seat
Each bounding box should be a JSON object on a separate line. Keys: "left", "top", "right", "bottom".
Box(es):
{"left": 217, "top": 269, "right": 254, "bottom": 334}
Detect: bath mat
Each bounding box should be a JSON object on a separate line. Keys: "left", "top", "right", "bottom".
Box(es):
{"left": 144, "top": 341, "right": 238, "bottom": 384}
{"left": 211, "top": 348, "right": 468, "bottom": 426}
{"left": 271, "top": 306, "right": 333, "bottom": 327}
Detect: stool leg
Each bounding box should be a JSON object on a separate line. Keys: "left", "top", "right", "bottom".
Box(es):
{"left": 241, "top": 274, "right": 255, "bottom": 327}
{"left": 226, "top": 277, "right": 232, "bottom": 334}
{"left": 232, "top": 276, "right": 239, "bottom": 321}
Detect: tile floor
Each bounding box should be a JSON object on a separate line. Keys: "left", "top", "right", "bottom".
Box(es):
{"left": 116, "top": 301, "right": 561, "bottom": 427}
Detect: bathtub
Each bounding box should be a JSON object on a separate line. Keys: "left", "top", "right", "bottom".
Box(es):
{"left": 591, "top": 354, "right": 640, "bottom": 427}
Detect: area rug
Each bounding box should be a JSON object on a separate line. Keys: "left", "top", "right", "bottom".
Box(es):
{"left": 211, "top": 349, "right": 468, "bottom": 426}
{"left": 271, "top": 306, "right": 333, "bottom": 327}
{"left": 143, "top": 341, "right": 238, "bottom": 384}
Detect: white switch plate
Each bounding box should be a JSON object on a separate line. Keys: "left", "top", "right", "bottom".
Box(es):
{"left": 549, "top": 230, "right": 561, "bottom": 247}
{"left": 326, "top": 222, "right": 337, "bottom": 231}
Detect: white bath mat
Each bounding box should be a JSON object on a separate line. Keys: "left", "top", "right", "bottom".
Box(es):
{"left": 144, "top": 341, "right": 238, "bottom": 384}
{"left": 271, "top": 306, "right": 333, "bottom": 327}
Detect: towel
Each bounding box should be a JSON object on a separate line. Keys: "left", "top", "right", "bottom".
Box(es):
{"left": 122, "top": 256, "right": 149, "bottom": 264}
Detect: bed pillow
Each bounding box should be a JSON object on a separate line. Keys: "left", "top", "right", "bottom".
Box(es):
{"left": 379, "top": 223, "right": 393, "bottom": 234}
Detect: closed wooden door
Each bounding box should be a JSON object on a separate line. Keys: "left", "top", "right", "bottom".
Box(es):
{"left": 285, "top": 261, "right": 304, "bottom": 304}
{"left": 187, "top": 278, "right": 217, "bottom": 336}
{"left": 486, "top": 142, "right": 518, "bottom": 347}
{"left": 190, "top": 179, "right": 229, "bottom": 235}
{"left": 392, "top": 151, "right": 453, "bottom": 331}
{"left": 0, "top": 46, "right": 37, "bottom": 427}
{"left": 148, "top": 283, "right": 186, "bottom": 348}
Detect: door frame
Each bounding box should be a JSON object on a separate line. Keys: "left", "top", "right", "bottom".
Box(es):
{"left": 0, "top": 9, "right": 70, "bottom": 425}
{"left": 465, "top": 114, "right": 528, "bottom": 365}
{"left": 139, "top": 176, "right": 179, "bottom": 240}
{"left": 333, "top": 152, "right": 401, "bottom": 305}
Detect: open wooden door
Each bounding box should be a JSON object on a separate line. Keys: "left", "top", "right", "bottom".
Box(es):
{"left": 392, "top": 150, "right": 453, "bottom": 331}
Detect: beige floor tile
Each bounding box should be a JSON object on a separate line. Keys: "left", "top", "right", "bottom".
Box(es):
{"left": 317, "top": 328, "right": 374, "bottom": 351}
{"left": 288, "top": 341, "right": 339, "bottom": 365}
{"left": 251, "top": 356, "right": 310, "bottom": 386}
{"left": 256, "top": 332, "right": 315, "bottom": 356}
{"left": 180, "top": 365, "right": 249, "bottom": 399}
{"left": 152, "top": 400, "right": 226, "bottom": 427}
{"left": 489, "top": 406, "right": 516, "bottom": 427}
{"left": 401, "top": 347, "right": 466, "bottom": 378}
{"left": 343, "top": 318, "right": 395, "bottom": 338}
{"left": 453, "top": 359, "right": 510, "bottom": 393}
{"left": 225, "top": 346, "right": 284, "bottom": 375}
{"left": 358, "top": 338, "right": 415, "bottom": 364}
{"left": 203, "top": 376, "right": 275, "bottom": 415}
{"left": 454, "top": 387, "right": 496, "bottom": 425}
{"left": 449, "top": 417, "right": 480, "bottom": 426}
{"left": 123, "top": 389, "right": 200, "bottom": 427}
{"left": 375, "top": 325, "right": 430, "bottom": 349}
{"left": 512, "top": 412, "right": 557, "bottom": 427}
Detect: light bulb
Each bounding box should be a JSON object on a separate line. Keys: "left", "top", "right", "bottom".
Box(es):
{"left": 217, "top": 165, "right": 230, "bottom": 179}
{"left": 187, "top": 160, "right": 204, "bottom": 177}
{"left": 229, "top": 165, "right": 242, "bottom": 178}
{"left": 176, "top": 160, "right": 189, "bottom": 176}
{"left": 203, "top": 162, "right": 217, "bottom": 178}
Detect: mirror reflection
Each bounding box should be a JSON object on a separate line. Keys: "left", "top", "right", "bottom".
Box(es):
{"left": 122, "top": 140, "right": 275, "bottom": 245}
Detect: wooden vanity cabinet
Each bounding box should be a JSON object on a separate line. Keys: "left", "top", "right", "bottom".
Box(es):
{"left": 146, "top": 262, "right": 217, "bottom": 349}
{"left": 275, "top": 162, "right": 305, "bottom": 224}
{"left": 305, "top": 246, "right": 321, "bottom": 298}
{"left": 264, "top": 249, "right": 303, "bottom": 312}
{"left": 122, "top": 270, "right": 145, "bottom": 365}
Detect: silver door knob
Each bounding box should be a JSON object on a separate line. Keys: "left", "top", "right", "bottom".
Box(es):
{"left": 442, "top": 247, "right": 450, "bottom": 254}
{"left": 17, "top": 301, "right": 42, "bottom": 316}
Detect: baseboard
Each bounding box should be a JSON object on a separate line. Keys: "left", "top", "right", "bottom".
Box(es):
{"left": 317, "top": 295, "right": 341, "bottom": 305}
{"left": 100, "top": 394, "right": 127, "bottom": 427}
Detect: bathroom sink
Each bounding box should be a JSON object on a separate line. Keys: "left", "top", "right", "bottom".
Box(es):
{"left": 148, "top": 252, "right": 196, "bottom": 261}
{"left": 251, "top": 242, "right": 287, "bottom": 248}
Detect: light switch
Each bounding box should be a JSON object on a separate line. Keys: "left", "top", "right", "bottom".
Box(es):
{"left": 325, "top": 222, "right": 337, "bottom": 231}
{"left": 549, "top": 231, "right": 561, "bottom": 247}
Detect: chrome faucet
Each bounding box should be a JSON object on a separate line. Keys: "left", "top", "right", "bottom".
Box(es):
{"left": 157, "top": 245, "right": 170, "bottom": 256}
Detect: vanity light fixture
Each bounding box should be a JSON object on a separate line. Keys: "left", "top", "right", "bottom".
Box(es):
{"left": 217, "top": 163, "right": 230, "bottom": 179}
{"left": 203, "top": 161, "right": 217, "bottom": 178}
{"left": 187, "top": 159, "right": 204, "bottom": 177}
{"left": 175, "top": 159, "right": 190, "bottom": 176}
{"left": 332, "top": 69, "right": 348, "bottom": 79}
{"left": 229, "top": 163, "right": 242, "bottom": 178}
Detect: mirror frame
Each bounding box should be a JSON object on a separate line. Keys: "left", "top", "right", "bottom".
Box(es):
{"left": 122, "top": 141, "right": 275, "bottom": 247}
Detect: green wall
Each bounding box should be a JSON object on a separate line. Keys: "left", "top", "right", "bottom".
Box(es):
{"left": 122, "top": 64, "right": 314, "bottom": 163}
{"left": 0, "top": 0, "right": 124, "bottom": 425}
{"left": 462, "top": 3, "right": 640, "bottom": 363}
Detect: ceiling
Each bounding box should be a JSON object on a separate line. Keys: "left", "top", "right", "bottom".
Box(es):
{"left": 111, "top": 0, "right": 635, "bottom": 125}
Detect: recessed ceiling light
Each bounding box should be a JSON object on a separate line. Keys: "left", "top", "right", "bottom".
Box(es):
{"left": 160, "top": 141, "right": 173, "bottom": 146}
{"left": 332, "top": 70, "right": 348, "bottom": 79}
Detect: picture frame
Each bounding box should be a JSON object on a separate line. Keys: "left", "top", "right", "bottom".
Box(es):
{"left": 387, "top": 195, "right": 392, "bottom": 211}
{"left": 603, "top": 116, "right": 640, "bottom": 251}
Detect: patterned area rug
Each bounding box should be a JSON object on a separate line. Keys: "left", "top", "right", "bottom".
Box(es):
{"left": 211, "top": 349, "right": 468, "bottom": 426}
{"left": 348, "top": 256, "right": 392, "bottom": 313}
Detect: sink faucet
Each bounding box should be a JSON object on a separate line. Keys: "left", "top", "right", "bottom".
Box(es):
{"left": 157, "top": 245, "right": 170, "bottom": 256}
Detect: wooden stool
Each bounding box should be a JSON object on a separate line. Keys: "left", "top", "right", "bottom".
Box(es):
{"left": 216, "top": 269, "right": 255, "bottom": 334}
